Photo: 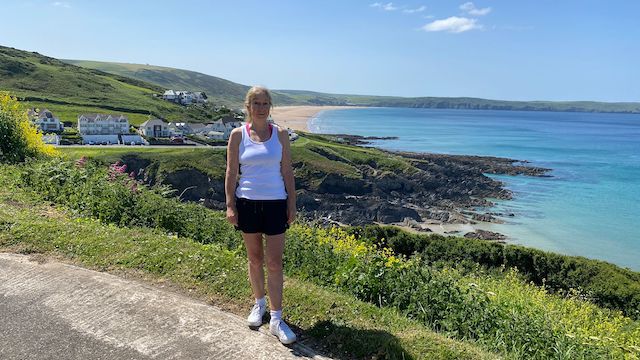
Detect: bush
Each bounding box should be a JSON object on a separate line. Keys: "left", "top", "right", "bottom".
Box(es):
{"left": 286, "top": 225, "right": 639, "bottom": 359}
{"left": 18, "top": 158, "right": 241, "bottom": 250}
{"left": 348, "top": 224, "right": 640, "bottom": 319}
{"left": 0, "top": 92, "right": 57, "bottom": 163}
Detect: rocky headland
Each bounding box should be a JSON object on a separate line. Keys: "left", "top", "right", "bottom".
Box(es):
{"left": 120, "top": 135, "right": 550, "bottom": 241}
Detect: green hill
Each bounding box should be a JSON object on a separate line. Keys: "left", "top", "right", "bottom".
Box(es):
{"left": 276, "top": 89, "right": 640, "bottom": 113}
{"left": 0, "top": 45, "right": 220, "bottom": 125}
{"left": 63, "top": 60, "right": 305, "bottom": 108}
{"left": 67, "top": 59, "right": 640, "bottom": 113}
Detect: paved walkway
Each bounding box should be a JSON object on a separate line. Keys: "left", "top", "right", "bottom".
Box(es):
{"left": 0, "top": 253, "right": 331, "bottom": 360}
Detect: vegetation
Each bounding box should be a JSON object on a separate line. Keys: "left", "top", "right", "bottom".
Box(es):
{"left": 0, "top": 161, "right": 495, "bottom": 360}
{"left": 5, "top": 157, "right": 639, "bottom": 359}
{"left": 0, "top": 46, "right": 225, "bottom": 125}
{"left": 66, "top": 60, "right": 640, "bottom": 113}
{"left": 347, "top": 225, "right": 640, "bottom": 320}
{"left": 0, "top": 92, "right": 57, "bottom": 163}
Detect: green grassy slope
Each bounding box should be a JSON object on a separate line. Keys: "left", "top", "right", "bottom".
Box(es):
{"left": 64, "top": 59, "right": 304, "bottom": 108}
{"left": 0, "top": 46, "right": 216, "bottom": 125}
{"left": 65, "top": 59, "right": 640, "bottom": 113}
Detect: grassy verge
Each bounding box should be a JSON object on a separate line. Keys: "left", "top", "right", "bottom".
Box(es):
{"left": 0, "top": 164, "right": 496, "bottom": 360}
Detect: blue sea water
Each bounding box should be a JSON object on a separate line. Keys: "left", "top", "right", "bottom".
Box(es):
{"left": 309, "top": 108, "right": 640, "bottom": 270}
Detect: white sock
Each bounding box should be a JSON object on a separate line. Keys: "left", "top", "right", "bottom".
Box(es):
{"left": 270, "top": 310, "right": 282, "bottom": 322}
{"left": 256, "top": 296, "right": 266, "bottom": 307}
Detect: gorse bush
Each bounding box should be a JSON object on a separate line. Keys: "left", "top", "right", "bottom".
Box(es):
{"left": 18, "top": 158, "right": 241, "bottom": 250}
{"left": 0, "top": 92, "right": 58, "bottom": 163}
{"left": 347, "top": 224, "right": 640, "bottom": 320}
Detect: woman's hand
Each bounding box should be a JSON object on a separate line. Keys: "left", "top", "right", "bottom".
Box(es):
{"left": 287, "top": 201, "right": 297, "bottom": 224}
{"left": 226, "top": 206, "right": 238, "bottom": 226}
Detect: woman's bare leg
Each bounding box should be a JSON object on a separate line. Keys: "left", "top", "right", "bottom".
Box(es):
{"left": 242, "top": 232, "right": 265, "bottom": 299}
{"left": 265, "top": 233, "right": 285, "bottom": 311}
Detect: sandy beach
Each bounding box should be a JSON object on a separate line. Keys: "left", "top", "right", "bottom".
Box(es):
{"left": 270, "top": 106, "right": 360, "bottom": 132}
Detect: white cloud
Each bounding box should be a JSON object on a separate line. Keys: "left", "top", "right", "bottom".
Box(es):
{"left": 422, "top": 16, "right": 482, "bottom": 33}
{"left": 52, "top": 1, "right": 71, "bottom": 8}
{"left": 460, "top": 2, "right": 491, "bottom": 16}
{"left": 403, "top": 5, "right": 426, "bottom": 14}
{"left": 371, "top": 2, "right": 397, "bottom": 11}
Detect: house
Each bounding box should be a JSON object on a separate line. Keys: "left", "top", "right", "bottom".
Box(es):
{"left": 41, "top": 133, "right": 60, "bottom": 145}
{"left": 167, "top": 122, "right": 194, "bottom": 136}
{"left": 189, "top": 123, "right": 213, "bottom": 135}
{"left": 78, "top": 114, "right": 129, "bottom": 135}
{"left": 28, "top": 109, "right": 63, "bottom": 133}
{"left": 205, "top": 131, "right": 225, "bottom": 140}
{"left": 162, "top": 90, "right": 179, "bottom": 102}
{"left": 216, "top": 115, "right": 243, "bottom": 139}
{"left": 139, "top": 119, "right": 170, "bottom": 138}
{"left": 162, "top": 90, "right": 208, "bottom": 106}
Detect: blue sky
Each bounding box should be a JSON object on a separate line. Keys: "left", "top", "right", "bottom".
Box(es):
{"left": 1, "top": 0, "right": 639, "bottom": 102}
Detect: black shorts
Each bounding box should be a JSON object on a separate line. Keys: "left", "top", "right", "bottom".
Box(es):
{"left": 235, "top": 197, "right": 289, "bottom": 235}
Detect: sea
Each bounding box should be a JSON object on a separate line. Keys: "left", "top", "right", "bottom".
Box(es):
{"left": 309, "top": 107, "right": 640, "bottom": 271}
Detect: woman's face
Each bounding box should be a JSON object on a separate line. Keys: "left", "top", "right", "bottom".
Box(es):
{"left": 249, "top": 92, "right": 271, "bottom": 123}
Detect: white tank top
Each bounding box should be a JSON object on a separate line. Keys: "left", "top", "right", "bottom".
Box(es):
{"left": 235, "top": 124, "right": 287, "bottom": 200}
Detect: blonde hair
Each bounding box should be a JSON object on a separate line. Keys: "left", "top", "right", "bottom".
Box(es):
{"left": 244, "top": 86, "right": 273, "bottom": 123}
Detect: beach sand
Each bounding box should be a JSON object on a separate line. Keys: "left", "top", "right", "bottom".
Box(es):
{"left": 270, "top": 105, "right": 358, "bottom": 132}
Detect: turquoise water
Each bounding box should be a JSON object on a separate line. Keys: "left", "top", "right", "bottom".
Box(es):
{"left": 309, "top": 108, "right": 640, "bottom": 270}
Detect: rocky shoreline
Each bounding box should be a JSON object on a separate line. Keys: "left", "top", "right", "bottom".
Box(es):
{"left": 121, "top": 137, "right": 551, "bottom": 241}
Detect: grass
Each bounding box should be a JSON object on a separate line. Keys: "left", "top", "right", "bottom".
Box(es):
{"left": 0, "top": 45, "right": 219, "bottom": 124}
{"left": 56, "top": 132, "right": 422, "bottom": 185}
{"left": 59, "top": 147, "right": 227, "bottom": 180}
{"left": 0, "top": 164, "right": 497, "bottom": 360}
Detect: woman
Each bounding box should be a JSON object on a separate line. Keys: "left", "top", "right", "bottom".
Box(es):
{"left": 225, "top": 86, "right": 297, "bottom": 344}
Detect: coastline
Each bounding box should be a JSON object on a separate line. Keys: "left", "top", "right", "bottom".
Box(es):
{"left": 271, "top": 105, "right": 363, "bottom": 132}
{"left": 271, "top": 105, "right": 523, "bottom": 242}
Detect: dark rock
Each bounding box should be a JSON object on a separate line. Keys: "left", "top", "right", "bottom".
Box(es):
{"left": 464, "top": 230, "right": 507, "bottom": 241}
{"left": 317, "top": 173, "right": 370, "bottom": 195}
{"left": 375, "top": 204, "right": 421, "bottom": 223}
{"left": 472, "top": 213, "right": 496, "bottom": 222}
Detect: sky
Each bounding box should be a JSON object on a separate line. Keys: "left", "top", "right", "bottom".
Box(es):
{"left": 1, "top": 0, "right": 639, "bottom": 102}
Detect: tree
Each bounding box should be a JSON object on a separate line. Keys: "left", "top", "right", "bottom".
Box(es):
{"left": 0, "top": 92, "right": 57, "bottom": 163}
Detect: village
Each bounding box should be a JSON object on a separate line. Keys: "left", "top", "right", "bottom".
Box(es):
{"left": 28, "top": 89, "right": 298, "bottom": 146}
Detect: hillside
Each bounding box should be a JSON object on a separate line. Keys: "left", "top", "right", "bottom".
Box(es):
{"left": 67, "top": 60, "right": 640, "bottom": 113}
{"left": 0, "top": 46, "right": 219, "bottom": 125}
{"left": 64, "top": 60, "right": 305, "bottom": 108}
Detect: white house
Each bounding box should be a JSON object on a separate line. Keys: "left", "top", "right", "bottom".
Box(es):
{"left": 28, "top": 109, "right": 63, "bottom": 133}
{"left": 214, "top": 115, "right": 243, "bottom": 139}
{"left": 205, "top": 131, "right": 225, "bottom": 140}
{"left": 162, "top": 90, "right": 208, "bottom": 105}
{"left": 162, "top": 90, "right": 179, "bottom": 102}
{"left": 41, "top": 133, "right": 60, "bottom": 145}
{"left": 139, "top": 118, "right": 170, "bottom": 138}
{"left": 167, "top": 122, "right": 194, "bottom": 136}
{"left": 78, "top": 114, "right": 129, "bottom": 135}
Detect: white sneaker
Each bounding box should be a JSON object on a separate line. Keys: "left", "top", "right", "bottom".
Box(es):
{"left": 269, "top": 319, "right": 297, "bottom": 344}
{"left": 247, "top": 303, "right": 267, "bottom": 327}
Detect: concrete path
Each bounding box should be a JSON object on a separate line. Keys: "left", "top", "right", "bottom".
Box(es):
{"left": 0, "top": 253, "right": 331, "bottom": 360}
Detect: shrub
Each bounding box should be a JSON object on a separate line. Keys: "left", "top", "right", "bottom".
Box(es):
{"left": 348, "top": 224, "right": 640, "bottom": 319}
{"left": 0, "top": 92, "right": 57, "bottom": 163}
{"left": 18, "top": 158, "right": 241, "bottom": 250}
{"left": 286, "top": 224, "right": 640, "bottom": 359}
